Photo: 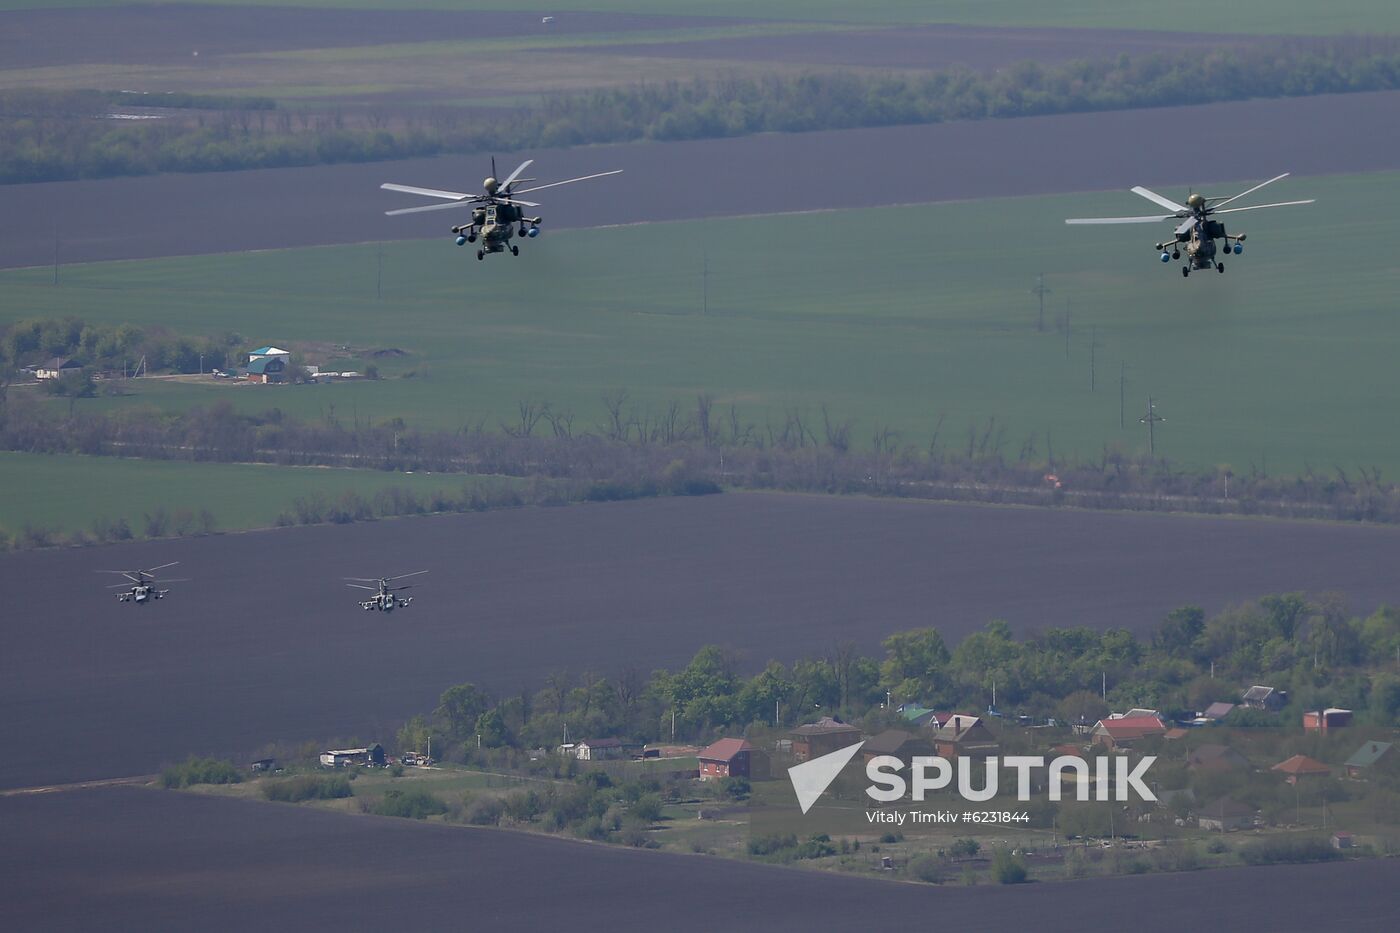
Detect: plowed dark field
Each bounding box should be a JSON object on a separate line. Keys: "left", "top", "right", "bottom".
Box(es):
{"left": 5, "top": 90, "right": 1400, "bottom": 268}
{"left": 3, "top": 493, "right": 1399, "bottom": 790}
{"left": 0, "top": 6, "right": 749, "bottom": 69}
{"left": 1, "top": 786, "right": 1395, "bottom": 931}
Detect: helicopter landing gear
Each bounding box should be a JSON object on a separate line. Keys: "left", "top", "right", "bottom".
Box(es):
{"left": 510, "top": 244, "right": 519, "bottom": 256}
{"left": 1182, "top": 265, "right": 1190, "bottom": 277}
{"left": 1216, "top": 262, "right": 1225, "bottom": 273}
{"left": 476, "top": 249, "right": 484, "bottom": 261}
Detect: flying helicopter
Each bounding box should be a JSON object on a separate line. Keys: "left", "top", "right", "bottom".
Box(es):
{"left": 99, "top": 562, "right": 185, "bottom": 604}
{"left": 381, "top": 158, "right": 622, "bottom": 260}
{"left": 1066, "top": 173, "right": 1314, "bottom": 277}
{"left": 346, "top": 570, "right": 427, "bottom": 612}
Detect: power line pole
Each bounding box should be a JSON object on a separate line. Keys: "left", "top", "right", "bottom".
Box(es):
{"left": 376, "top": 247, "right": 383, "bottom": 300}
{"left": 1140, "top": 396, "right": 1165, "bottom": 456}
{"left": 1031, "top": 273, "right": 1050, "bottom": 332}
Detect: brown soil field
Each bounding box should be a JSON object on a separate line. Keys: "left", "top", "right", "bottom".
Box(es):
{"left": 0, "top": 6, "right": 751, "bottom": 69}
{"left": 2, "top": 493, "right": 1399, "bottom": 790}
{"left": 3, "top": 89, "right": 1398, "bottom": 269}
{"left": 1, "top": 786, "right": 1396, "bottom": 931}
{"left": 564, "top": 23, "right": 1262, "bottom": 72}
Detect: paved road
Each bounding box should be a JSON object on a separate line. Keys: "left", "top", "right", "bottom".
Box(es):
{"left": 5, "top": 91, "right": 1400, "bottom": 268}
{"left": 3, "top": 493, "right": 1399, "bottom": 789}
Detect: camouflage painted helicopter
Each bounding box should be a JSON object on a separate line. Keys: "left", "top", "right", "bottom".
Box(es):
{"left": 346, "top": 570, "right": 427, "bottom": 612}
{"left": 1066, "top": 173, "right": 1314, "bottom": 277}
{"left": 100, "top": 562, "right": 185, "bottom": 604}
{"left": 381, "top": 158, "right": 622, "bottom": 260}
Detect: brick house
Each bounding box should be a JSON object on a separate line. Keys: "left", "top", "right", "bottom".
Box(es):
{"left": 789, "top": 717, "right": 862, "bottom": 763}
{"left": 1090, "top": 716, "right": 1167, "bottom": 750}
{"left": 698, "top": 738, "right": 767, "bottom": 780}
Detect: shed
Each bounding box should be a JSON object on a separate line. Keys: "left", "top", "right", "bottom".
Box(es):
{"left": 572, "top": 738, "right": 625, "bottom": 761}
{"left": 1202, "top": 702, "right": 1236, "bottom": 721}
{"left": 1302, "top": 708, "right": 1353, "bottom": 732}
{"left": 35, "top": 357, "right": 82, "bottom": 380}
{"left": 246, "top": 355, "right": 287, "bottom": 384}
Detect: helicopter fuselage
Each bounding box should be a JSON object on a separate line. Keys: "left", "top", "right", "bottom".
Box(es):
{"left": 1158, "top": 212, "right": 1244, "bottom": 276}
{"left": 118, "top": 584, "right": 167, "bottom": 603}
{"left": 453, "top": 204, "right": 541, "bottom": 259}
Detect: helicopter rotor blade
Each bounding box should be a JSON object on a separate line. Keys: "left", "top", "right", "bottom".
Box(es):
{"left": 385, "top": 200, "right": 476, "bottom": 217}
{"left": 498, "top": 159, "right": 534, "bottom": 191}
{"left": 1065, "top": 215, "right": 1176, "bottom": 225}
{"left": 496, "top": 198, "right": 541, "bottom": 208}
{"left": 1211, "top": 199, "right": 1315, "bottom": 216}
{"left": 1211, "top": 173, "right": 1290, "bottom": 210}
{"left": 380, "top": 183, "right": 473, "bottom": 201}
{"left": 512, "top": 170, "right": 623, "bottom": 196}
{"left": 346, "top": 583, "right": 379, "bottom": 591}
{"left": 141, "top": 561, "right": 179, "bottom": 574}
{"left": 1129, "top": 187, "right": 1189, "bottom": 213}
{"left": 384, "top": 570, "right": 429, "bottom": 582}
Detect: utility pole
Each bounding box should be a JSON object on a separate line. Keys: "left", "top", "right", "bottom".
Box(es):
{"left": 1032, "top": 273, "right": 1051, "bottom": 332}
{"left": 1140, "top": 396, "right": 1165, "bottom": 456}
{"left": 1088, "top": 326, "right": 1099, "bottom": 392}
{"left": 376, "top": 247, "right": 383, "bottom": 300}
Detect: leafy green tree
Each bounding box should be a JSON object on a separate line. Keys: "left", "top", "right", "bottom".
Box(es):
{"left": 880, "top": 627, "right": 951, "bottom": 704}
{"left": 437, "top": 683, "right": 490, "bottom": 739}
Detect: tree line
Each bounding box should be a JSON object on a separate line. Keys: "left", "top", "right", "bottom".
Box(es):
{"left": 3, "top": 37, "right": 1399, "bottom": 183}
{"left": 4, "top": 388, "right": 1400, "bottom": 525}
{"left": 399, "top": 593, "right": 1400, "bottom": 762}
{"left": 1, "top": 315, "right": 243, "bottom": 377}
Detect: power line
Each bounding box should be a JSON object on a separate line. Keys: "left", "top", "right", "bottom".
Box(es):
{"left": 1140, "top": 396, "right": 1165, "bottom": 456}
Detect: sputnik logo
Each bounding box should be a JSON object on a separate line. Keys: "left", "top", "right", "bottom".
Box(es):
{"left": 788, "top": 741, "right": 865, "bottom": 814}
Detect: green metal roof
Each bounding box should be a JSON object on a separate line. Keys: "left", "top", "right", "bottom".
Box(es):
{"left": 1345, "top": 741, "right": 1393, "bottom": 769}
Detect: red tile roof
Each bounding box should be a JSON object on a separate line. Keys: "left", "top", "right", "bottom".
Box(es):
{"left": 1095, "top": 716, "right": 1167, "bottom": 740}
{"left": 1272, "top": 754, "right": 1330, "bottom": 775}
{"left": 698, "top": 738, "right": 753, "bottom": 762}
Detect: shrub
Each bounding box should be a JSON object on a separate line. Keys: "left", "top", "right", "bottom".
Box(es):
{"left": 261, "top": 775, "right": 352, "bottom": 802}
{"left": 991, "top": 847, "right": 1029, "bottom": 884}
{"left": 464, "top": 795, "right": 505, "bottom": 826}
{"left": 372, "top": 788, "right": 448, "bottom": 820}
{"left": 1239, "top": 837, "right": 1341, "bottom": 866}
{"left": 909, "top": 855, "right": 946, "bottom": 883}
{"left": 161, "top": 756, "right": 242, "bottom": 788}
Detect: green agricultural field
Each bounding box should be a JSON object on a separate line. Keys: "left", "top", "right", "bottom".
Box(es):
{"left": 3, "top": 169, "right": 1399, "bottom": 477}
{"left": 0, "top": 0, "right": 1394, "bottom": 36}
{"left": 0, "top": 451, "right": 515, "bottom": 540}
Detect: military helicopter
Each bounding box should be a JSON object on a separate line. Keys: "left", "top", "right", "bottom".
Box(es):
{"left": 1066, "top": 173, "right": 1314, "bottom": 277}
{"left": 346, "top": 570, "right": 427, "bottom": 612}
{"left": 381, "top": 158, "right": 622, "bottom": 260}
{"left": 100, "top": 562, "right": 185, "bottom": 604}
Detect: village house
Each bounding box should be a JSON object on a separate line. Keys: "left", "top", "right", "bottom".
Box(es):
{"left": 245, "top": 355, "right": 287, "bottom": 384}
{"left": 1272, "top": 754, "right": 1330, "bottom": 785}
{"left": 697, "top": 738, "right": 768, "bottom": 780}
{"left": 1197, "top": 797, "right": 1255, "bottom": 832}
{"left": 1202, "top": 702, "right": 1236, "bottom": 722}
{"left": 931, "top": 714, "right": 998, "bottom": 758}
{"left": 789, "top": 717, "right": 862, "bottom": 763}
{"left": 1242, "top": 685, "right": 1287, "bottom": 711}
{"left": 861, "top": 729, "right": 936, "bottom": 768}
{"left": 1187, "top": 744, "right": 1251, "bottom": 773}
{"left": 1090, "top": 715, "right": 1167, "bottom": 750}
{"left": 1345, "top": 741, "right": 1394, "bottom": 779}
